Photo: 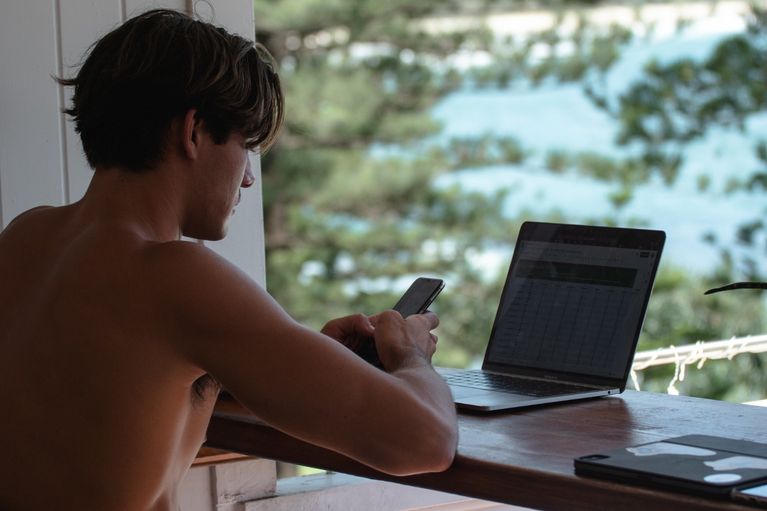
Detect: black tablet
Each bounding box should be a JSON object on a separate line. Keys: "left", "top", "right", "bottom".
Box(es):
{"left": 575, "top": 434, "right": 767, "bottom": 499}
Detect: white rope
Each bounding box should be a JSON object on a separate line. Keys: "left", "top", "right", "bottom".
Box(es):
{"left": 631, "top": 334, "right": 767, "bottom": 396}
{"left": 633, "top": 334, "right": 767, "bottom": 368}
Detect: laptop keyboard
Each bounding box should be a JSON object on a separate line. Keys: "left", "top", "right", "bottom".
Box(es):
{"left": 442, "top": 370, "right": 596, "bottom": 397}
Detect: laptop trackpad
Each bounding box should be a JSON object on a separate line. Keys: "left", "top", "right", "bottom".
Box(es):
{"left": 450, "top": 386, "right": 526, "bottom": 402}
{"left": 450, "top": 385, "right": 493, "bottom": 400}
{"left": 450, "top": 385, "right": 532, "bottom": 410}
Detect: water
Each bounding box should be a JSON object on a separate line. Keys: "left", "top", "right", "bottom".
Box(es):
{"left": 432, "top": 16, "right": 766, "bottom": 275}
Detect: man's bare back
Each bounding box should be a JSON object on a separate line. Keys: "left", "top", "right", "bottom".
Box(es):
{"left": 0, "top": 204, "right": 220, "bottom": 510}
{"left": 0, "top": 9, "right": 457, "bottom": 511}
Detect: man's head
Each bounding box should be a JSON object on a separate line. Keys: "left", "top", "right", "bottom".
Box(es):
{"left": 59, "top": 9, "right": 283, "bottom": 171}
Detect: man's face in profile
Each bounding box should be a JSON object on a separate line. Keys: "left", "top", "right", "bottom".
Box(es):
{"left": 184, "top": 132, "right": 255, "bottom": 241}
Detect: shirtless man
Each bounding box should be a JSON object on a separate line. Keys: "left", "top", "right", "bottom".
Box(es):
{"left": 0, "top": 9, "right": 457, "bottom": 511}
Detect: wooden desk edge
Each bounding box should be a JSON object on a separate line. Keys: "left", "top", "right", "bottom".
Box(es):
{"left": 193, "top": 446, "right": 250, "bottom": 466}
{"left": 206, "top": 400, "right": 754, "bottom": 511}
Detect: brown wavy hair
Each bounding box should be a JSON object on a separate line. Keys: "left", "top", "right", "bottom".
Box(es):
{"left": 57, "top": 9, "right": 283, "bottom": 170}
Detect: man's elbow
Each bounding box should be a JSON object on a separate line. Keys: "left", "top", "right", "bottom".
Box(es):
{"left": 418, "top": 432, "right": 458, "bottom": 474}
{"left": 381, "top": 419, "right": 458, "bottom": 476}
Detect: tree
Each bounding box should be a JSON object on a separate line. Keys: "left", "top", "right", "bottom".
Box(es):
{"left": 255, "top": 0, "right": 528, "bottom": 365}
{"left": 254, "top": 0, "right": 767, "bottom": 395}
{"left": 525, "top": 4, "right": 767, "bottom": 397}
{"left": 587, "top": 6, "right": 767, "bottom": 278}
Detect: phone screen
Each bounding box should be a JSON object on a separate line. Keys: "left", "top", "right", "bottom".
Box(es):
{"left": 393, "top": 278, "right": 445, "bottom": 317}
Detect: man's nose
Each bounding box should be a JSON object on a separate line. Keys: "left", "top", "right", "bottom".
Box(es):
{"left": 241, "top": 157, "right": 255, "bottom": 188}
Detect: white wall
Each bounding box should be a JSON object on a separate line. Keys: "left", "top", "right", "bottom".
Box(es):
{"left": 0, "top": 0, "right": 266, "bottom": 285}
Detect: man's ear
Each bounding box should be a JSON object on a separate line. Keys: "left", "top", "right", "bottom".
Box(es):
{"left": 180, "top": 109, "right": 202, "bottom": 160}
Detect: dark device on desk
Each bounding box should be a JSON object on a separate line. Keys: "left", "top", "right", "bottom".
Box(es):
{"left": 359, "top": 277, "right": 445, "bottom": 368}
{"left": 574, "top": 434, "right": 767, "bottom": 504}
{"left": 437, "top": 221, "right": 665, "bottom": 412}
{"left": 733, "top": 482, "right": 767, "bottom": 508}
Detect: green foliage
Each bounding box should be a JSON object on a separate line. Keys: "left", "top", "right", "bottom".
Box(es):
{"left": 256, "top": 0, "right": 528, "bottom": 363}
{"left": 642, "top": 265, "right": 767, "bottom": 350}
{"left": 635, "top": 257, "right": 767, "bottom": 398}
{"left": 590, "top": 7, "right": 767, "bottom": 267}
{"left": 255, "top": 0, "right": 767, "bottom": 403}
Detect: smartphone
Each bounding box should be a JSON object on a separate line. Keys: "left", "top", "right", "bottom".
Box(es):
{"left": 392, "top": 277, "right": 446, "bottom": 318}
{"left": 359, "top": 277, "right": 445, "bottom": 368}
{"left": 732, "top": 483, "right": 767, "bottom": 507}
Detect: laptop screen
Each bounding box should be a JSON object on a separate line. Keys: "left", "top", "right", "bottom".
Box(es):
{"left": 484, "top": 222, "right": 665, "bottom": 382}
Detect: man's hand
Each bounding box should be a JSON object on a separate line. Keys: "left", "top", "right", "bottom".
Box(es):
{"left": 374, "top": 310, "right": 439, "bottom": 370}
{"left": 322, "top": 310, "right": 440, "bottom": 371}
{"left": 320, "top": 313, "right": 376, "bottom": 354}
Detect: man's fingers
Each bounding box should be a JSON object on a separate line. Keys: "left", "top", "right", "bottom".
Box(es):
{"left": 416, "top": 311, "right": 439, "bottom": 330}
{"left": 321, "top": 313, "right": 375, "bottom": 339}
{"left": 353, "top": 313, "right": 375, "bottom": 335}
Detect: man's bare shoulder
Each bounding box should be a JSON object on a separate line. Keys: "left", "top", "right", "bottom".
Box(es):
{"left": 138, "top": 240, "right": 259, "bottom": 294}
{"left": 134, "top": 240, "right": 309, "bottom": 387}
{"left": 13, "top": 205, "right": 55, "bottom": 219}
{"left": 135, "top": 240, "right": 289, "bottom": 329}
{"left": 0, "top": 205, "right": 56, "bottom": 236}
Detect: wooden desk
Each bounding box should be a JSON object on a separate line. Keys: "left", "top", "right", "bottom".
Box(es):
{"left": 206, "top": 391, "right": 767, "bottom": 511}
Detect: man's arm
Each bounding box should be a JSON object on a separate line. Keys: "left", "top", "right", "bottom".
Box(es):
{"left": 145, "top": 241, "right": 457, "bottom": 476}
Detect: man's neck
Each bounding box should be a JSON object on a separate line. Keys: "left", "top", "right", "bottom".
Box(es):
{"left": 77, "top": 165, "right": 186, "bottom": 242}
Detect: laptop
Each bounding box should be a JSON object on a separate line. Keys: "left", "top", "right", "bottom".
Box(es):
{"left": 574, "top": 435, "right": 767, "bottom": 500}
{"left": 438, "top": 221, "right": 665, "bottom": 412}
